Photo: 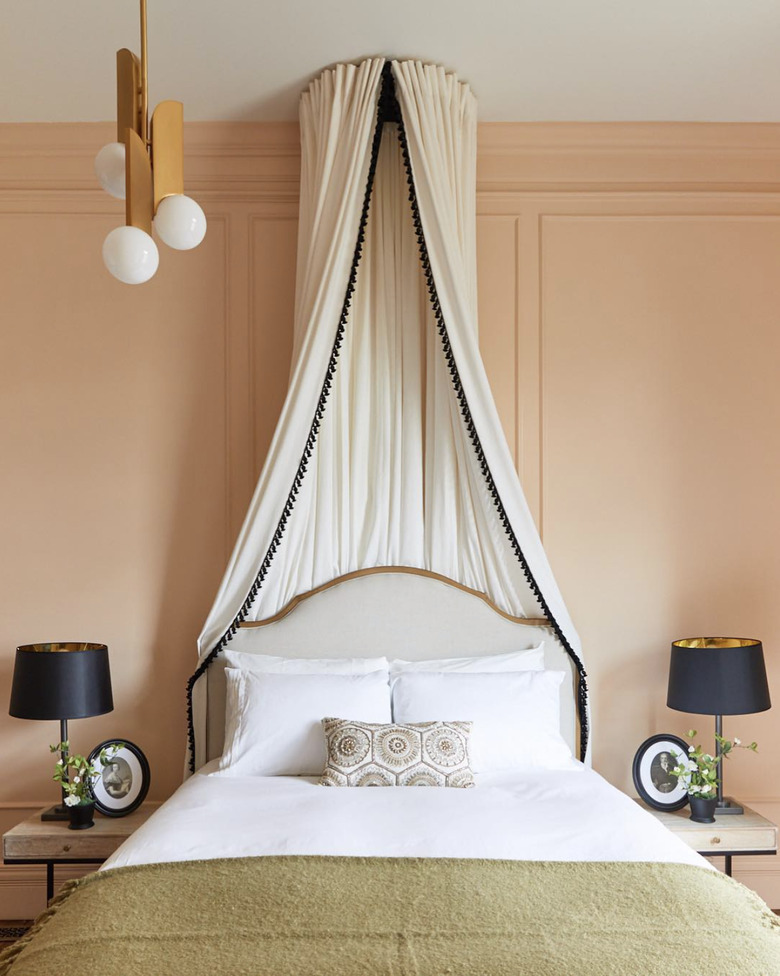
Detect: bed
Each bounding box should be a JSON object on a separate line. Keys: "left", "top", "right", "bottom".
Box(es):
{"left": 2, "top": 570, "right": 779, "bottom": 976}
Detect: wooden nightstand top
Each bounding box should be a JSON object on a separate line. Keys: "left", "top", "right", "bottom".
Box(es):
{"left": 640, "top": 802, "right": 777, "bottom": 857}
{"left": 3, "top": 802, "right": 161, "bottom": 863}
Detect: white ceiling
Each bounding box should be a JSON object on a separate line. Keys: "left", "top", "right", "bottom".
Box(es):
{"left": 4, "top": 0, "right": 780, "bottom": 123}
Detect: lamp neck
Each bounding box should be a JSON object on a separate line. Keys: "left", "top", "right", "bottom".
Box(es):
{"left": 59, "top": 718, "right": 69, "bottom": 803}
{"left": 715, "top": 713, "right": 723, "bottom": 806}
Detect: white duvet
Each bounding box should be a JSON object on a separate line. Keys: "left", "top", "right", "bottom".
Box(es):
{"left": 104, "top": 762, "right": 707, "bottom": 871}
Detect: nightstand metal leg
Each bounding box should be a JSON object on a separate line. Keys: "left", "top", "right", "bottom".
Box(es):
{"left": 724, "top": 855, "right": 732, "bottom": 878}
{"left": 46, "top": 862, "right": 54, "bottom": 903}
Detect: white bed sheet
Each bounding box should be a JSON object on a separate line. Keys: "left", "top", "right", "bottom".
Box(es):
{"left": 104, "top": 762, "right": 707, "bottom": 871}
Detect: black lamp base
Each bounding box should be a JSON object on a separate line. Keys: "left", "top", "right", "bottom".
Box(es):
{"left": 711, "top": 715, "right": 744, "bottom": 815}
{"left": 41, "top": 804, "right": 70, "bottom": 822}
{"left": 40, "top": 718, "right": 71, "bottom": 821}
{"left": 715, "top": 797, "right": 744, "bottom": 816}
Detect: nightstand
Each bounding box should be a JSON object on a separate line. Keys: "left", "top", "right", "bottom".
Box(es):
{"left": 640, "top": 802, "right": 777, "bottom": 877}
{"left": 3, "top": 802, "right": 160, "bottom": 902}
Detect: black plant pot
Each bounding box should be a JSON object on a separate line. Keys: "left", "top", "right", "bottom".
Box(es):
{"left": 68, "top": 801, "right": 95, "bottom": 831}
{"left": 688, "top": 795, "right": 717, "bottom": 824}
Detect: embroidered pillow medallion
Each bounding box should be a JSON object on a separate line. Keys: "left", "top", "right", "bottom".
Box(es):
{"left": 320, "top": 718, "right": 475, "bottom": 787}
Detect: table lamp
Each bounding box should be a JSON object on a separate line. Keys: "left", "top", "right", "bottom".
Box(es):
{"left": 9, "top": 643, "right": 113, "bottom": 820}
{"left": 667, "top": 637, "right": 770, "bottom": 815}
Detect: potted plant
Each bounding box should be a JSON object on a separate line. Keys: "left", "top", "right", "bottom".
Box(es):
{"left": 50, "top": 741, "right": 121, "bottom": 830}
{"left": 671, "top": 729, "right": 757, "bottom": 823}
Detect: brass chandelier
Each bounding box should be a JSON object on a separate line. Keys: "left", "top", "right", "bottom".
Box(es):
{"left": 95, "top": 0, "right": 206, "bottom": 284}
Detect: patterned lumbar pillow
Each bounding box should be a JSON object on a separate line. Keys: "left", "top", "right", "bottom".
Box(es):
{"left": 320, "top": 718, "right": 475, "bottom": 787}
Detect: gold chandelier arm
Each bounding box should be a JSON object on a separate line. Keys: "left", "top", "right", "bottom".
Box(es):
{"left": 125, "top": 129, "right": 153, "bottom": 234}
{"left": 116, "top": 49, "right": 141, "bottom": 142}
{"left": 151, "top": 101, "right": 184, "bottom": 213}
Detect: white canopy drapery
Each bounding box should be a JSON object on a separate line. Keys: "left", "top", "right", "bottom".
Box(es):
{"left": 189, "top": 59, "right": 588, "bottom": 772}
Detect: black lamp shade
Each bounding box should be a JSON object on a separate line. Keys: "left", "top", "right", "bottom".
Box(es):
{"left": 667, "top": 638, "right": 771, "bottom": 716}
{"left": 9, "top": 643, "right": 113, "bottom": 720}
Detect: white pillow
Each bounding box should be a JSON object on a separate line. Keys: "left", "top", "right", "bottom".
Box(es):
{"left": 223, "top": 650, "right": 389, "bottom": 675}
{"left": 389, "top": 645, "right": 545, "bottom": 677}
{"left": 391, "top": 670, "right": 573, "bottom": 773}
{"left": 219, "top": 670, "right": 392, "bottom": 777}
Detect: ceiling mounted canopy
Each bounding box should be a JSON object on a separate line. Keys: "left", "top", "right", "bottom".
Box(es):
{"left": 187, "top": 58, "right": 588, "bottom": 771}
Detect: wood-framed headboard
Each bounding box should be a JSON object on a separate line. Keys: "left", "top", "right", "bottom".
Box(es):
{"left": 200, "top": 567, "right": 584, "bottom": 766}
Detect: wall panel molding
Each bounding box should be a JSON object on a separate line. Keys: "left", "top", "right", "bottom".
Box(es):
{"left": 533, "top": 207, "right": 780, "bottom": 536}
{"left": 0, "top": 122, "right": 301, "bottom": 197}
{"left": 477, "top": 122, "right": 780, "bottom": 192}
{"left": 4, "top": 121, "right": 780, "bottom": 197}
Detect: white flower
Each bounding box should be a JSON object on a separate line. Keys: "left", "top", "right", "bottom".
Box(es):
{"left": 56, "top": 760, "right": 63, "bottom": 766}
{"left": 73, "top": 776, "right": 80, "bottom": 784}
{"left": 688, "top": 746, "right": 695, "bottom": 753}
{"left": 64, "top": 795, "right": 80, "bottom": 807}
{"left": 734, "top": 738, "right": 741, "bottom": 746}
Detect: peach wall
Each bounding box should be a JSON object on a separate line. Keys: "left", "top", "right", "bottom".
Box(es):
{"left": 1, "top": 121, "right": 780, "bottom": 913}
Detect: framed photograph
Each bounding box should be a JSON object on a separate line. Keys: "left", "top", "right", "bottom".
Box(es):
{"left": 632, "top": 733, "right": 692, "bottom": 811}
{"left": 88, "top": 739, "right": 150, "bottom": 817}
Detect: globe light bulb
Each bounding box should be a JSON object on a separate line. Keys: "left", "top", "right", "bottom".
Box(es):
{"left": 102, "top": 226, "right": 159, "bottom": 285}
{"left": 154, "top": 194, "right": 207, "bottom": 250}
{"left": 94, "top": 143, "right": 126, "bottom": 200}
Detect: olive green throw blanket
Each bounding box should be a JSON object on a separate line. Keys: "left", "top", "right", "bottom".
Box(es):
{"left": 2, "top": 857, "right": 779, "bottom": 976}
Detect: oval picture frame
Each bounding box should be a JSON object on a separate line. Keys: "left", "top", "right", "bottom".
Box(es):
{"left": 88, "top": 739, "right": 150, "bottom": 818}
{"left": 632, "top": 733, "right": 692, "bottom": 811}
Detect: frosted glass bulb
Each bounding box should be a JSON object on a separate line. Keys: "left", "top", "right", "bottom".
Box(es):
{"left": 94, "top": 142, "right": 126, "bottom": 199}
{"left": 102, "top": 226, "right": 159, "bottom": 284}
{"left": 154, "top": 194, "right": 207, "bottom": 250}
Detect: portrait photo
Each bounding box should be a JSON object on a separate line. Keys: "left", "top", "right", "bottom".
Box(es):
{"left": 88, "top": 739, "right": 150, "bottom": 817}
{"left": 649, "top": 750, "right": 678, "bottom": 794}
{"left": 632, "top": 734, "right": 692, "bottom": 811}
{"left": 101, "top": 756, "right": 133, "bottom": 799}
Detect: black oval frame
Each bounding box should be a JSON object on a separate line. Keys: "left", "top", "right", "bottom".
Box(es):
{"left": 632, "top": 733, "right": 690, "bottom": 811}
{"left": 88, "top": 739, "right": 150, "bottom": 817}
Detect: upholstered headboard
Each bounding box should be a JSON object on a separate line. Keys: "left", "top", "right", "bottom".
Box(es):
{"left": 203, "top": 568, "right": 582, "bottom": 764}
